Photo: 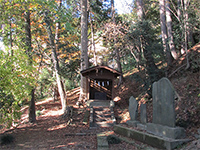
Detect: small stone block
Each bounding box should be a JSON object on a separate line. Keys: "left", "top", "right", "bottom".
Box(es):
{"left": 97, "top": 137, "right": 109, "bottom": 147}
{"left": 126, "top": 120, "right": 139, "bottom": 127}
{"left": 137, "top": 123, "right": 147, "bottom": 130}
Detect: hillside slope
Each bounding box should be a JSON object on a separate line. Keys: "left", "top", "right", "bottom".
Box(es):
{"left": 114, "top": 43, "right": 200, "bottom": 140}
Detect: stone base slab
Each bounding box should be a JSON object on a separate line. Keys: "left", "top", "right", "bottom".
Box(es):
{"left": 137, "top": 123, "right": 147, "bottom": 130}
{"left": 87, "top": 100, "right": 114, "bottom": 107}
{"left": 114, "top": 125, "right": 190, "bottom": 150}
{"left": 147, "top": 123, "right": 185, "bottom": 139}
{"left": 126, "top": 120, "right": 139, "bottom": 127}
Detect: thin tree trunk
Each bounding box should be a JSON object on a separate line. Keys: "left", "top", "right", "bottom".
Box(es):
{"left": 136, "top": 0, "right": 144, "bottom": 20}
{"left": 111, "top": 0, "right": 115, "bottom": 20}
{"left": 78, "top": 0, "right": 89, "bottom": 105}
{"left": 183, "top": 0, "right": 190, "bottom": 69}
{"left": 177, "top": 0, "right": 182, "bottom": 19}
{"left": 90, "top": 12, "right": 97, "bottom": 66}
{"left": 55, "top": 0, "right": 61, "bottom": 48}
{"left": 29, "top": 89, "right": 36, "bottom": 123}
{"left": 55, "top": 0, "right": 67, "bottom": 105}
{"left": 130, "top": 48, "right": 139, "bottom": 63}
{"left": 165, "top": 0, "right": 178, "bottom": 60}
{"left": 111, "top": 0, "right": 123, "bottom": 86}
{"left": 178, "top": 0, "right": 185, "bottom": 54}
{"left": 184, "top": 1, "right": 194, "bottom": 48}
{"left": 44, "top": 11, "right": 66, "bottom": 114}
{"left": 9, "top": 16, "right": 13, "bottom": 56}
{"left": 159, "top": 0, "right": 172, "bottom": 66}
{"left": 24, "top": 9, "right": 36, "bottom": 123}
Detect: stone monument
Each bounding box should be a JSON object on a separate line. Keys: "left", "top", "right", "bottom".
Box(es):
{"left": 140, "top": 103, "right": 147, "bottom": 124}
{"left": 126, "top": 96, "right": 139, "bottom": 126}
{"left": 147, "top": 77, "right": 185, "bottom": 139}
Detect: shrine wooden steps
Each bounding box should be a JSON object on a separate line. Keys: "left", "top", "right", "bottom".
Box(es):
{"left": 87, "top": 100, "right": 116, "bottom": 128}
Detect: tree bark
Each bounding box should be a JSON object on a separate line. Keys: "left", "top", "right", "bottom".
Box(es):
{"left": 78, "top": 0, "right": 89, "bottom": 104}
{"left": 136, "top": 0, "right": 144, "bottom": 20}
{"left": 178, "top": 0, "right": 185, "bottom": 54}
{"left": 111, "top": 0, "right": 123, "bottom": 85}
{"left": 29, "top": 89, "right": 36, "bottom": 123}
{"left": 55, "top": 0, "right": 62, "bottom": 48}
{"left": 183, "top": 0, "right": 190, "bottom": 69}
{"left": 90, "top": 12, "right": 97, "bottom": 66}
{"left": 111, "top": 0, "right": 115, "bottom": 20}
{"left": 159, "top": 0, "right": 172, "bottom": 66}
{"left": 55, "top": 0, "right": 67, "bottom": 105}
{"left": 165, "top": 0, "right": 178, "bottom": 60}
{"left": 24, "top": 9, "right": 36, "bottom": 123}
{"left": 44, "top": 11, "right": 67, "bottom": 114}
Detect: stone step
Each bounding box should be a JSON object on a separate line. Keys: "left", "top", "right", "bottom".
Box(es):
{"left": 97, "top": 131, "right": 113, "bottom": 150}
{"left": 87, "top": 100, "right": 115, "bottom": 107}
{"left": 89, "top": 106, "right": 116, "bottom": 128}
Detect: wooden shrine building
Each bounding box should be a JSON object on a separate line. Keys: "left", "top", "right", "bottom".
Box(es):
{"left": 81, "top": 65, "right": 122, "bottom": 100}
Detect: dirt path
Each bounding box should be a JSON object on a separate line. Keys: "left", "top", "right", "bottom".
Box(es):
{"left": 0, "top": 98, "right": 102, "bottom": 150}
{"left": 0, "top": 92, "right": 155, "bottom": 150}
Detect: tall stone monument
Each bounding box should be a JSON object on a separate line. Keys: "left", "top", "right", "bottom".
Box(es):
{"left": 147, "top": 77, "right": 185, "bottom": 139}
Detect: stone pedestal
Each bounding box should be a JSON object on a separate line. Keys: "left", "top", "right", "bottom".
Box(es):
{"left": 147, "top": 123, "right": 186, "bottom": 139}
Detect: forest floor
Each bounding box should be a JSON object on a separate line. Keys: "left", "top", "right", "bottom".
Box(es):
{"left": 0, "top": 88, "right": 158, "bottom": 150}
{"left": 0, "top": 43, "right": 199, "bottom": 150}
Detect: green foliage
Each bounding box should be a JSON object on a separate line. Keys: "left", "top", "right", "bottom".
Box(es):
{"left": 127, "top": 19, "right": 163, "bottom": 64}
{"left": 36, "top": 110, "right": 42, "bottom": 117}
{"left": 0, "top": 49, "right": 36, "bottom": 128}
{"left": 35, "top": 68, "right": 55, "bottom": 99}
{"left": 198, "top": 93, "right": 200, "bottom": 98}
{"left": 121, "top": 52, "right": 137, "bottom": 72}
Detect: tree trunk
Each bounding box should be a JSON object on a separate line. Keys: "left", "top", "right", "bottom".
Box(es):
{"left": 183, "top": 0, "right": 190, "bottom": 69}
{"left": 143, "top": 43, "right": 160, "bottom": 84}
{"left": 9, "top": 16, "right": 13, "bottom": 56}
{"left": 159, "top": 0, "right": 172, "bottom": 66}
{"left": 111, "top": 0, "right": 115, "bottom": 20}
{"left": 44, "top": 11, "right": 67, "bottom": 114}
{"left": 29, "top": 89, "right": 36, "bottom": 123}
{"left": 178, "top": 0, "right": 185, "bottom": 54}
{"left": 165, "top": 0, "right": 178, "bottom": 60}
{"left": 136, "top": 0, "right": 144, "bottom": 20}
{"left": 78, "top": 0, "right": 89, "bottom": 105}
{"left": 55, "top": 0, "right": 62, "bottom": 48}
{"left": 136, "top": 1, "right": 161, "bottom": 83}
{"left": 55, "top": 0, "right": 67, "bottom": 105}
{"left": 24, "top": 9, "right": 36, "bottom": 123}
{"left": 111, "top": 0, "right": 123, "bottom": 85}
{"left": 90, "top": 12, "right": 97, "bottom": 66}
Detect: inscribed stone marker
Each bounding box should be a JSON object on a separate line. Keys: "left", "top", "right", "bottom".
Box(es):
{"left": 152, "top": 77, "right": 176, "bottom": 127}
{"left": 140, "top": 103, "right": 147, "bottom": 124}
{"left": 129, "top": 96, "right": 138, "bottom": 121}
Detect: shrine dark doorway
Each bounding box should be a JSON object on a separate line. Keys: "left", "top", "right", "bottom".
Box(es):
{"left": 89, "top": 79, "right": 112, "bottom": 100}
